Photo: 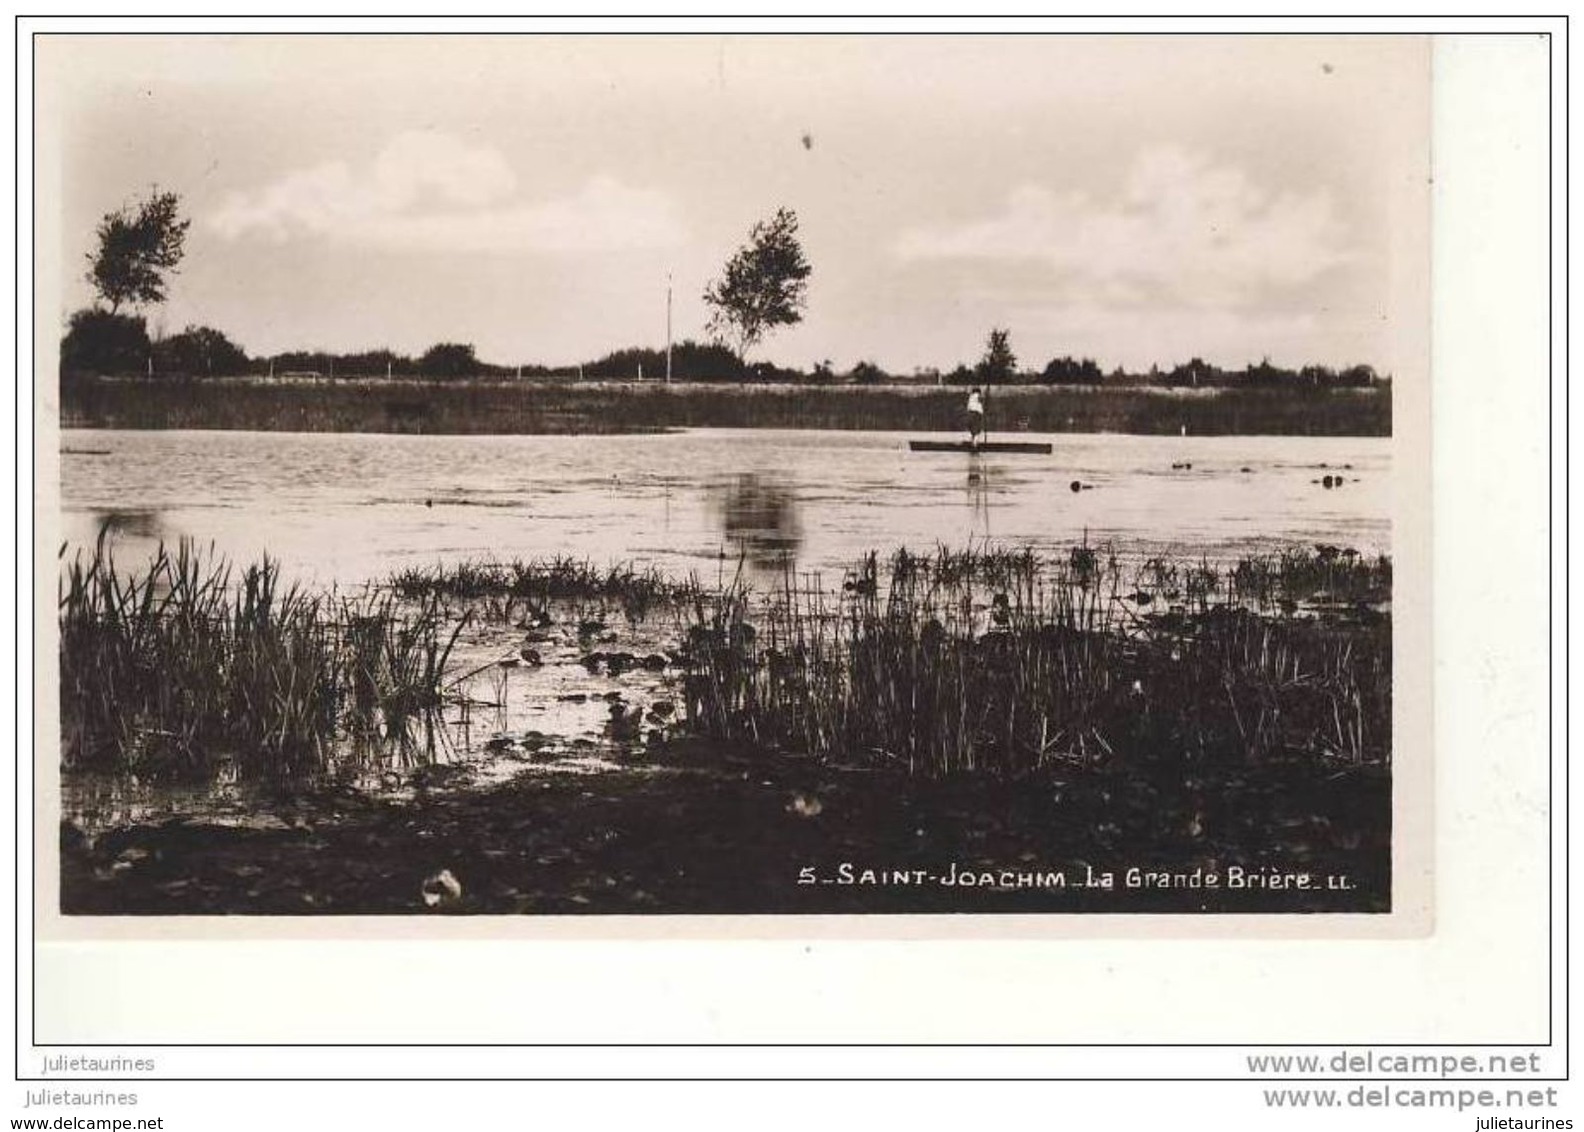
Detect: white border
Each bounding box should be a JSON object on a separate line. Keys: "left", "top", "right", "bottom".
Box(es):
{"left": 12, "top": 19, "right": 1564, "bottom": 1072}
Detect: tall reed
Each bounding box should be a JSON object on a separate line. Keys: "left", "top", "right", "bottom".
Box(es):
{"left": 678, "top": 545, "right": 1390, "bottom": 777}
{"left": 388, "top": 556, "right": 696, "bottom": 624}
{"left": 60, "top": 538, "right": 464, "bottom": 783}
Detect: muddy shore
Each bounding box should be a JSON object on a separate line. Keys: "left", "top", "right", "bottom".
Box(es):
{"left": 61, "top": 740, "right": 1389, "bottom": 916}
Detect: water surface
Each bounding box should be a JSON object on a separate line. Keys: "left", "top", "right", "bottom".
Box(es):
{"left": 58, "top": 427, "right": 1393, "bottom": 830}
{"left": 60, "top": 428, "right": 1390, "bottom": 585}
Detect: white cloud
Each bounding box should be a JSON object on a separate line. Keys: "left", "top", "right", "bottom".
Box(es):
{"left": 207, "top": 130, "right": 684, "bottom": 253}
{"left": 894, "top": 147, "right": 1350, "bottom": 307}
{"left": 1009, "top": 299, "right": 1332, "bottom": 370}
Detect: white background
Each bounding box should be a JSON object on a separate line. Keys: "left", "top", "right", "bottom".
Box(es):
{"left": 7, "top": 15, "right": 1569, "bottom": 1126}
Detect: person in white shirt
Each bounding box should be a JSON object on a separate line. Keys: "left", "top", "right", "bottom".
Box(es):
{"left": 966, "top": 387, "right": 986, "bottom": 447}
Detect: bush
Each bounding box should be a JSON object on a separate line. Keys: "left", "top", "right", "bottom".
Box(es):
{"left": 672, "top": 340, "right": 748, "bottom": 381}
{"left": 60, "top": 308, "right": 150, "bottom": 377}
{"left": 585, "top": 340, "right": 750, "bottom": 382}
{"left": 1041, "top": 356, "right": 1105, "bottom": 385}
{"left": 154, "top": 325, "right": 250, "bottom": 377}
{"left": 418, "top": 342, "right": 479, "bottom": 379}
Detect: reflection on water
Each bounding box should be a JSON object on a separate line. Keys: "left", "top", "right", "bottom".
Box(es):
{"left": 62, "top": 773, "right": 290, "bottom": 839}
{"left": 92, "top": 508, "right": 166, "bottom": 542}
{"left": 56, "top": 427, "right": 1395, "bottom": 826}
{"left": 714, "top": 472, "right": 802, "bottom": 570}
{"left": 965, "top": 455, "right": 995, "bottom": 540}
{"left": 339, "top": 710, "right": 443, "bottom": 779}
{"left": 61, "top": 596, "right": 688, "bottom": 834}
{"left": 60, "top": 427, "right": 1392, "bottom": 587}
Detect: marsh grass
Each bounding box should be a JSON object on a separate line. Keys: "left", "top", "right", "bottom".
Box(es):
{"left": 388, "top": 556, "right": 697, "bottom": 625}
{"left": 61, "top": 376, "right": 1391, "bottom": 437}
{"left": 679, "top": 544, "right": 1391, "bottom": 777}
{"left": 61, "top": 536, "right": 1390, "bottom": 790}
{"left": 60, "top": 539, "right": 465, "bottom": 784}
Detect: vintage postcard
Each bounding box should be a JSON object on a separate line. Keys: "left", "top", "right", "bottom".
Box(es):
{"left": 35, "top": 33, "right": 1432, "bottom": 937}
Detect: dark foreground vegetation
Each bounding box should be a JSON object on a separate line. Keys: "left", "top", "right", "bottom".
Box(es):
{"left": 60, "top": 541, "right": 1392, "bottom": 914}
{"left": 684, "top": 545, "right": 1390, "bottom": 776}
{"left": 61, "top": 374, "right": 1390, "bottom": 436}
{"left": 59, "top": 539, "right": 465, "bottom": 783}
{"left": 62, "top": 743, "right": 1387, "bottom": 914}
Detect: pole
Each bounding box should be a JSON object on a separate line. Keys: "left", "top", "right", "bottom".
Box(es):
{"left": 665, "top": 272, "right": 673, "bottom": 384}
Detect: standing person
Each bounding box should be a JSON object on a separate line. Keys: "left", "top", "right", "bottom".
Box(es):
{"left": 966, "top": 386, "right": 986, "bottom": 448}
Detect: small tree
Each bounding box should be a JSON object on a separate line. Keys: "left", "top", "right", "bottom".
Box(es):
{"left": 1042, "top": 356, "right": 1105, "bottom": 386}
{"left": 668, "top": 339, "right": 746, "bottom": 381}
{"left": 419, "top": 342, "right": 478, "bottom": 379}
{"left": 703, "top": 207, "right": 812, "bottom": 362}
{"left": 87, "top": 189, "right": 190, "bottom": 314}
{"left": 976, "top": 328, "right": 1017, "bottom": 385}
{"left": 1244, "top": 357, "right": 1281, "bottom": 387}
{"left": 60, "top": 308, "right": 150, "bottom": 376}
{"left": 848, "top": 361, "right": 886, "bottom": 385}
{"left": 155, "top": 325, "right": 250, "bottom": 377}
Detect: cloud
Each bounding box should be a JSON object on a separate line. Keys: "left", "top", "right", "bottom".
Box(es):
{"left": 1008, "top": 299, "right": 1333, "bottom": 370}
{"left": 207, "top": 131, "right": 684, "bottom": 253}
{"left": 894, "top": 147, "right": 1350, "bottom": 307}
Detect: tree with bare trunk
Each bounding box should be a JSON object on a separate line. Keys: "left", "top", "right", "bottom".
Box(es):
{"left": 976, "top": 327, "right": 1017, "bottom": 385}
{"left": 87, "top": 189, "right": 190, "bottom": 315}
{"left": 703, "top": 207, "right": 811, "bottom": 364}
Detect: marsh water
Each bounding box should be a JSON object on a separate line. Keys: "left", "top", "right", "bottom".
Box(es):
{"left": 61, "top": 428, "right": 1390, "bottom": 583}
{"left": 59, "top": 427, "right": 1391, "bottom": 831}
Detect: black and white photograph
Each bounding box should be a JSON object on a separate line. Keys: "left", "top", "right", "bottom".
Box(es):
{"left": 41, "top": 33, "right": 1428, "bottom": 921}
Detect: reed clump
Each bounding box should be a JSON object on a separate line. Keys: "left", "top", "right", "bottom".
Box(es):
{"left": 388, "top": 556, "right": 696, "bottom": 624}
{"left": 60, "top": 539, "right": 463, "bottom": 784}
{"left": 678, "top": 545, "right": 1391, "bottom": 777}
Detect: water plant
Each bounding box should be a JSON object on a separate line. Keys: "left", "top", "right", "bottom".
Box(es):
{"left": 387, "top": 556, "right": 694, "bottom": 625}
{"left": 677, "top": 545, "right": 1390, "bottom": 777}
{"left": 59, "top": 537, "right": 464, "bottom": 784}
{"left": 60, "top": 537, "right": 1390, "bottom": 790}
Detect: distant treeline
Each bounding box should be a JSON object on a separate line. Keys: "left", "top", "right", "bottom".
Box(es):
{"left": 61, "top": 375, "right": 1391, "bottom": 437}
{"left": 59, "top": 311, "right": 1387, "bottom": 391}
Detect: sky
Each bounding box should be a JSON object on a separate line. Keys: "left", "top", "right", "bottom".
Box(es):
{"left": 39, "top": 34, "right": 1430, "bottom": 375}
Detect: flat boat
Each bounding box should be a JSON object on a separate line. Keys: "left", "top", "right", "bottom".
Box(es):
{"left": 907, "top": 440, "right": 1052, "bottom": 454}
